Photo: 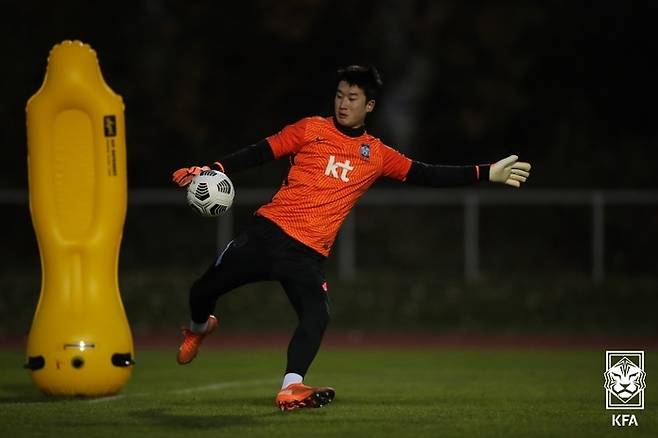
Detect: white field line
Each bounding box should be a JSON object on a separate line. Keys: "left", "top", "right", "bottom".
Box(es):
{"left": 86, "top": 378, "right": 279, "bottom": 403}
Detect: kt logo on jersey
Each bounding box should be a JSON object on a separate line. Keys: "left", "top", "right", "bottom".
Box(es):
{"left": 604, "top": 350, "right": 646, "bottom": 409}
{"left": 325, "top": 155, "right": 354, "bottom": 182}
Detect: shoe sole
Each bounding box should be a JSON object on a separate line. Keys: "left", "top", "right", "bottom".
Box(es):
{"left": 176, "top": 354, "right": 195, "bottom": 365}
{"left": 277, "top": 388, "right": 335, "bottom": 411}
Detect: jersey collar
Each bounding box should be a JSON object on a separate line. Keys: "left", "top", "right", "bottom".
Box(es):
{"left": 332, "top": 116, "right": 366, "bottom": 138}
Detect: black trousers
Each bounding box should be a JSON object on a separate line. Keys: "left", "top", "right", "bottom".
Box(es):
{"left": 189, "top": 215, "right": 330, "bottom": 377}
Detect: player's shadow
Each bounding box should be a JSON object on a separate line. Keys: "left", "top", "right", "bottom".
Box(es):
{"left": 130, "top": 396, "right": 331, "bottom": 430}
{"left": 0, "top": 383, "right": 133, "bottom": 405}
{"left": 0, "top": 382, "right": 57, "bottom": 404}
{"left": 338, "top": 396, "right": 432, "bottom": 408}
{"left": 130, "top": 407, "right": 257, "bottom": 430}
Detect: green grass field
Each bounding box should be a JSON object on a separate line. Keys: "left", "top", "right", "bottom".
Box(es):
{"left": 0, "top": 347, "right": 656, "bottom": 437}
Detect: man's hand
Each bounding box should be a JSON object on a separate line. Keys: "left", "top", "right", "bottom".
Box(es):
{"left": 489, "top": 155, "right": 531, "bottom": 188}
{"left": 172, "top": 165, "right": 210, "bottom": 187}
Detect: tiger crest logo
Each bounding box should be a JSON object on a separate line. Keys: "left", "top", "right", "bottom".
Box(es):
{"left": 604, "top": 351, "right": 646, "bottom": 409}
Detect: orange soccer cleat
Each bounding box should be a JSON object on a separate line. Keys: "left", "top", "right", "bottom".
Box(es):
{"left": 275, "top": 382, "right": 336, "bottom": 411}
{"left": 176, "top": 315, "right": 218, "bottom": 364}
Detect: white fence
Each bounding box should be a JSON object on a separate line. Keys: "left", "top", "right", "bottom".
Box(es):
{"left": 4, "top": 188, "right": 657, "bottom": 282}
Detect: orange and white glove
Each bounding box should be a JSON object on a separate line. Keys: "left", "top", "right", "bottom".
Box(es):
{"left": 489, "top": 155, "right": 531, "bottom": 188}
{"left": 171, "top": 165, "right": 210, "bottom": 187}
{"left": 172, "top": 162, "right": 226, "bottom": 187}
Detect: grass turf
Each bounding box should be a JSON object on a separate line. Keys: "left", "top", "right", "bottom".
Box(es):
{"left": 0, "top": 347, "right": 656, "bottom": 437}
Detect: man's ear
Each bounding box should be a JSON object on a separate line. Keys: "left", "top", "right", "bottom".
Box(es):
{"left": 366, "top": 99, "right": 376, "bottom": 113}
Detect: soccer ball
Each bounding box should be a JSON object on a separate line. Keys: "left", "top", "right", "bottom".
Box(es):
{"left": 186, "top": 170, "right": 235, "bottom": 217}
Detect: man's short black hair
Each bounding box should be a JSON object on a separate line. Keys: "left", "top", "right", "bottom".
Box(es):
{"left": 336, "top": 65, "right": 383, "bottom": 102}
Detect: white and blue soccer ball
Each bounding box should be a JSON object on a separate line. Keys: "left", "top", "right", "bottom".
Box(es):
{"left": 186, "top": 170, "right": 234, "bottom": 217}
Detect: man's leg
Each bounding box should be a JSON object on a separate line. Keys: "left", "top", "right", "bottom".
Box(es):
{"left": 280, "top": 277, "right": 330, "bottom": 379}
{"left": 188, "top": 227, "right": 272, "bottom": 324}
{"left": 274, "top": 268, "right": 335, "bottom": 410}
{"left": 179, "top": 226, "right": 272, "bottom": 364}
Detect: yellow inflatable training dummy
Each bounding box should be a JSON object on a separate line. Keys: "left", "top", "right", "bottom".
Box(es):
{"left": 25, "top": 40, "right": 134, "bottom": 396}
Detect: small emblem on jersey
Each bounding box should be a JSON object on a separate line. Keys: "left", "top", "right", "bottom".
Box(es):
{"left": 360, "top": 143, "right": 371, "bottom": 160}
{"left": 321, "top": 281, "right": 328, "bottom": 293}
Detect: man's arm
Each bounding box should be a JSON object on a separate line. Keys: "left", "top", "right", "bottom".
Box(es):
{"left": 405, "top": 155, "right": 530, "bottom": 188}
{"left": 405, "top": 161, "right": 490, "bottom": 187}
{"left": 404, "top": 155, "right": 531, "bottom": 187}
{"left": 173, "top": 118, "right": 309, "bottom": 187}
{"left": 172, "top": 140, "right": 275, "bottom": 187}
{"left": 380, "top": 143, "right": 530, "bottom": 188}
{"left": 214, "top": 139, "right": 274, "bottom": 173}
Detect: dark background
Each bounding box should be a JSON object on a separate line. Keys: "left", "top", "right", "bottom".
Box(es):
{"left": 1, "top": 1, "right": 656, "bottom": 336}
{"left": 2, "top": 0, "right": 657, "bottom": 188}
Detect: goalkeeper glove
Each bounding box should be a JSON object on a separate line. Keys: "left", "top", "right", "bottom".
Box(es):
{"left": 172, "top": 161, "right": 226, "bottom": 187}
{"left": 489, "top": 155, "right": 531, "bottom": 188}
{"left": 171, "top": 165, "right": 210, "bottom": 187}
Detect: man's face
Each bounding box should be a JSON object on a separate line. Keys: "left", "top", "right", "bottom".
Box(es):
{"left": 334, "top": 81, "right": 375, "bottom": 129}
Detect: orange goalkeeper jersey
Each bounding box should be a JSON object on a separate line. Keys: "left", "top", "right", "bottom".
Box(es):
{"left": 256, "top": 116, "right": 412, "bottom": 256}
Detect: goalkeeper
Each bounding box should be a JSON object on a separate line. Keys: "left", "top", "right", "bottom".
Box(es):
{"left": 172, "top": 65, "right": 531, "bottom": 411}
